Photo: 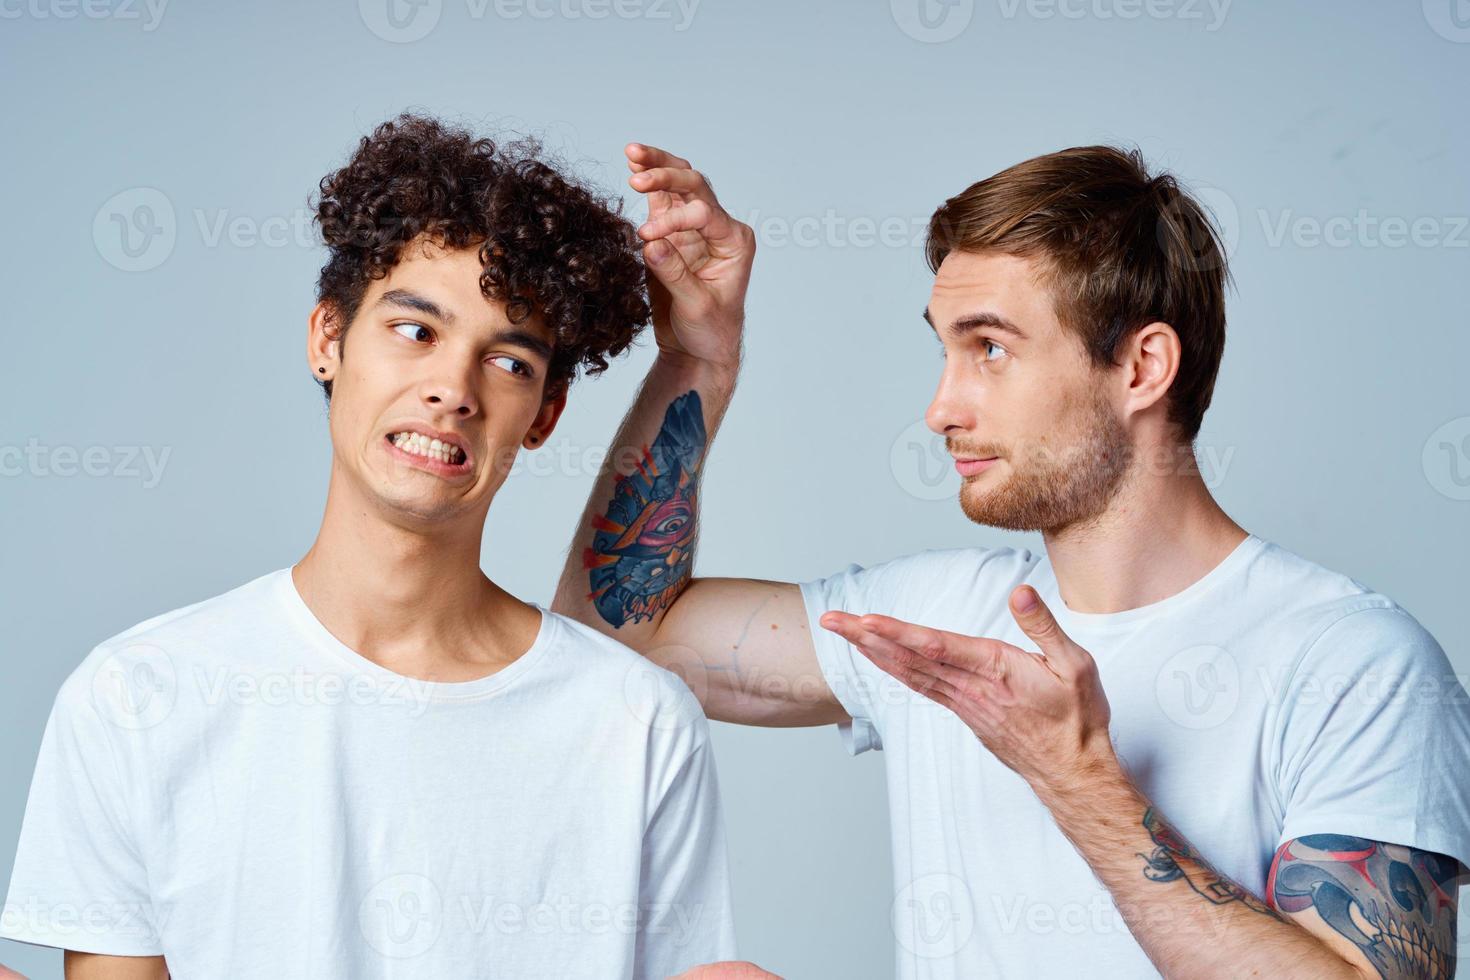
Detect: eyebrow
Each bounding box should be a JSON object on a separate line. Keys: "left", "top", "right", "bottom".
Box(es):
{"left": 377, "top": 289, "right": 555, "bottom": 362}
{"left": 490, "top": 328, "right": 555, "bottom": 362}
{"left": 922, "top": 307, "right": 1027, "bottom": 340}
{"left": 377, "top": 289, "right": 456, "bottom": 324}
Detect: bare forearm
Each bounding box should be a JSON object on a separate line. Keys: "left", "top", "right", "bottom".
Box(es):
{"left": 553, "top": 352, "right": 737, "bottom": 645}
{"left": 1035, "top": 758, "right": 1364, "bottom": 980}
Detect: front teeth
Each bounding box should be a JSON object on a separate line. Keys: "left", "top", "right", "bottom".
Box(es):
{"left": 391, "top": 432, "right": 465, "bottom": 465}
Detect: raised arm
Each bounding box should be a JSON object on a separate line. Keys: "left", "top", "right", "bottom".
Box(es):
{"left": 551, "top": 144, "right": 843, "bottom": 728}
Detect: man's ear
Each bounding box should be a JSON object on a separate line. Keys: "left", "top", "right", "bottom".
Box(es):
{"left": 524, "top": 383, "right": 568, "bottom": 449}
{"left": 307, "top": 302, "right": 344, "bottom": 379}
{"left": 1122, "top": 321, "right": 1181, "bottom": 420}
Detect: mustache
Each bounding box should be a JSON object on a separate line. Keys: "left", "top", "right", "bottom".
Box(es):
{"left": 945, "top": 438, "right": 1004, "bottom": 459}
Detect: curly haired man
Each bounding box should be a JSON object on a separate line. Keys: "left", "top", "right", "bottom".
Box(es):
{"left": 0, "top": 115, "right": 745, "bottom": 979}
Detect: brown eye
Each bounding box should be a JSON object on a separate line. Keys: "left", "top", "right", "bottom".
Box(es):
{"left": 488, "top": 355, "right": 532, "bottom": 378}
{"left": 392, "top": 322, "right": 432, "bottom": 343}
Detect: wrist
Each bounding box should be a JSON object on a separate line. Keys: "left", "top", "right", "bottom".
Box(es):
{"left": 653, "top": 347, "right": 742, "bottom": 390}
{"left": 1031, "top": 735, "right": 1126, "bottom": 809}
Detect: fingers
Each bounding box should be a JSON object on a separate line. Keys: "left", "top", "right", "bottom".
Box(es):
{"left": 626, "top": 142, "right": 690, "bottom": 173}
{"left": 638, "top": 199, "right": 729, "bottom": 243}
{"left": 643, "top": 238, "right": 704, "bottom": 309}
{"left": 631, "top": 166, "right": 718, "bottom": 206}
{"left": 820, "top": 614, "right": 977, "bottom": 702}
{"left": 858, "top": 614, "right": 1012, "bottom": 682}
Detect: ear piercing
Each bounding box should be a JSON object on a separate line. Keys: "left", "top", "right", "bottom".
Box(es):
{"left": 318, "top": 367, "right": 326, "bottom": 374}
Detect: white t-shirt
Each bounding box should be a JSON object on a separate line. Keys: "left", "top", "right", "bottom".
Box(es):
{"left": 1, "top": 567, "right": 736, "bottom": 978}
{"left": 800, "top": 534, "right": 1470, "bottom": 979}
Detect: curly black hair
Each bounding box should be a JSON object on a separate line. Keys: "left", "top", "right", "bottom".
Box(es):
{"left": 311, "top": 112, "right": 650, "bottom": 401}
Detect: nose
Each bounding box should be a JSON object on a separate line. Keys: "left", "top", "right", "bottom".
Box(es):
{"left": 420, "top": 359, "right": 480, "bottom": 418}
{"left": 924, "top": 359, "right": 973, "bottom": 437}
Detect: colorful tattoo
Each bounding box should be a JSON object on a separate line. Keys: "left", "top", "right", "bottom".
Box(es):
{"left": 584, "top": 391, "right": 705, "bottom": 627}
{"left": 1269, "top": 835, "right": 1460, "bottom": 979}
{"left": 1138, "top": 807, "right": 1278, "bottom": 917}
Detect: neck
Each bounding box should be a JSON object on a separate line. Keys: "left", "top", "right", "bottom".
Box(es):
{"left": 291, "top": 465, "right": 535, "bottom": 680}
{"left": 1039, "top": 455, "right": 1248, "bottom": 615}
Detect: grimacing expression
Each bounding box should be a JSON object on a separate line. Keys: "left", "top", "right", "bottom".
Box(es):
{"left": 312, "top": 236, "right": 564, "bottom": 526}
{"left": 924, "top": 250, "right": 1132, "bottom": 533}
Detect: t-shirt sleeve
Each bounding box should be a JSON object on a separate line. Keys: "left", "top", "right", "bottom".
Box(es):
{"left": 799, "top": 562, "right": 906, "bottom": 755}
{"left": 634, "top": 735, "right": 738, "bottom": 980}
{"left": 1274, "top": 604, "right": 1470, "bottom": 871}
{"left": 0, "top": 659, "right": 163, "bottom": 956}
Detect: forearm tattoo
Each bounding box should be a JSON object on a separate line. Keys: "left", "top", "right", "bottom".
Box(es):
{"left": 585, "top": 391, "right": 705, "bottom": 627}
{"left": 1269, "top": 835, "right": 1460, "bottom": 979}
{"left": 1138, "top": 807, "right": 1279, "bottom": 917}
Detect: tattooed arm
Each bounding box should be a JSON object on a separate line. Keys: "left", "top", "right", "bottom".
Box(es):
{"left": 825, "top": 589, "right": 1464, "bottom": 978}
{"left": 1043, "top": 778, "right": 1463, "bottom": 979}
{"left": 1268, "top": 836, "right": 1461, "bottom": 979}
{"left": 551, "top": 144, "right": 844, "bottom": 727}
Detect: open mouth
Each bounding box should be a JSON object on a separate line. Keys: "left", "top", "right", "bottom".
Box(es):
{"left": 386, "top": 431, "right": 470, "bottom": 470}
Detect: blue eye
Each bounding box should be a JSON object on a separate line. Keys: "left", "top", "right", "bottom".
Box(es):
{"left": 488, "top": 355, "right": 533, "bottom": 378}
{"left": 983, "top": 340, "right": 1008, "bottom": 361}
{"left": 393, "top": 322, "right": 432, "bottom": 343}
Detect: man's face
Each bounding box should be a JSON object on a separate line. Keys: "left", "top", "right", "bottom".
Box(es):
{"left": 311, "top": 236, "right": 563, "bottom": 528}
{"left": 924, "top": 250, "right": 1130, "bottom": 533}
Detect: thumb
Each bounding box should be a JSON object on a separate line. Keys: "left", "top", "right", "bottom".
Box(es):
{"left": 1009, "top": 586, "right": 1076, "bottom": 660}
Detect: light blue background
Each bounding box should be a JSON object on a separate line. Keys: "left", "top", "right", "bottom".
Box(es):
{"left": 2, "top": 0, "right": 1468, "bottom": 976}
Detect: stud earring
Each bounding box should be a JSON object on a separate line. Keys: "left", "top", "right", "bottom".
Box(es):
{"left": 318, "top": 367, "right": 326, "bottom": 374}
